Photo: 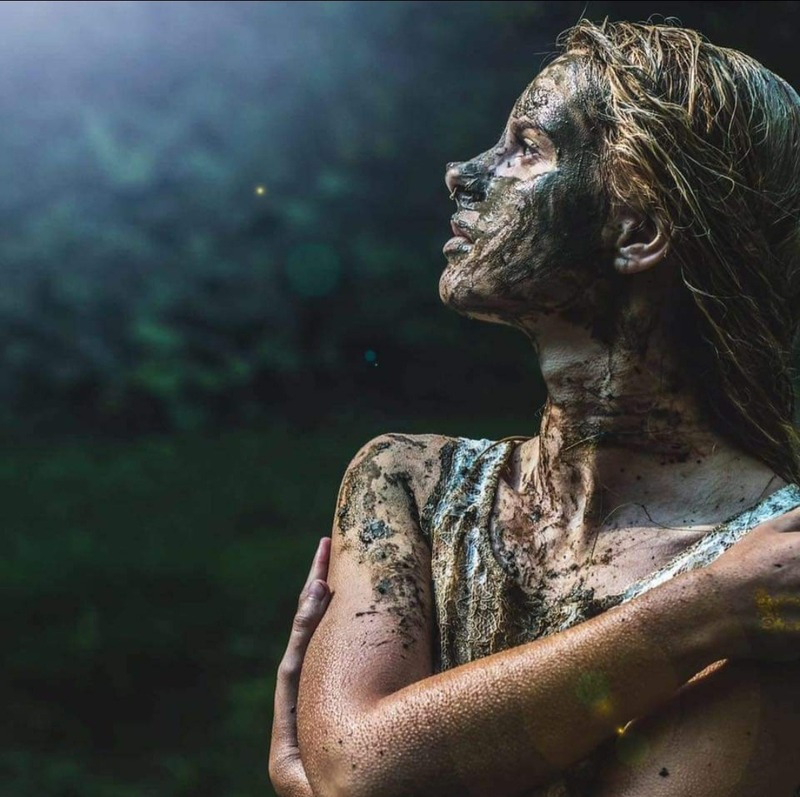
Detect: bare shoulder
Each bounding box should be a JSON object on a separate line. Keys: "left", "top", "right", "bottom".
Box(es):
{"left": 336, "top": 432, "right": 458, "bottom": 539}
{"left": 301, "top": 432, "right": 456, "bottom": 696}
{"left": 297, "top": 433, "right": 458, "bottom": 787}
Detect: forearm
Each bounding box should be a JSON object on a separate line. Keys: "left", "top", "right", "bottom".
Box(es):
{"left": 327, "top": 568, "right": 739, "bottom": 797}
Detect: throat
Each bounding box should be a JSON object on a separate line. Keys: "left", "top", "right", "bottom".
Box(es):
{"left": 505, "top": 392, "right": 783, "bottom": 558}
{"left": 503, "top": 267, "right": 784, "bottom": 574}
{"left": 513, "top": 286, "right": 757, "bottom": 530}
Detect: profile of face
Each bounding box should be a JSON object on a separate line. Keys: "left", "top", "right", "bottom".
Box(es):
{"left": 440, "top": 55, "right": 615, "bottom": 326}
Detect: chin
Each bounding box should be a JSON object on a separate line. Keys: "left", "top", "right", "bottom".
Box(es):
{"left": 439, "top": 263, "right": 523, "bottom": 325}
{"left": 439, "top": 257, "right": 484, "bottom": 310}
{"left": 441, "top": 260, "right": 596, "bottom": 332}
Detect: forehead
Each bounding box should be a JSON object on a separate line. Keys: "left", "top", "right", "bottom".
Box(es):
{"left": 510, "top": 55, "right": 596, "bottom": 144}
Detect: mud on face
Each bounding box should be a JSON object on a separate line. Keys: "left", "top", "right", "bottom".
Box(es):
{"left": 440, "top": 55, "right": 611, "bottom": 327}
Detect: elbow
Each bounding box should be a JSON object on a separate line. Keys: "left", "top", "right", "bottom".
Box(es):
{"left": 296, "top": 723, "right": 372, "bottom": 797}
{"left": 306, "top": 766, "right": 351, "bottom": 797}
{"left": 303, "top": 718, "right": 401, "bottom": 797}
{"left": 307, "top": 747, "right": 387, "bottom": 797}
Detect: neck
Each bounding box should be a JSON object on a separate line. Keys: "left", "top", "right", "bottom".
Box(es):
{"left": 511, "top": 275, "right": 778, "bottom": 531}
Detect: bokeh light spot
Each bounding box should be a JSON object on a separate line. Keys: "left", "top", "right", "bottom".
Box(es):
{"left": 284, "top": 243, "right": 341, "bottom": 298}
{"left": 364, "top": 349, "right": 377, "bottom": 365}
{"left": 575, "top": 670, "right": 610, "bottom": 706}
{"left": 254, "top": 185, "right": 266, "bottom": 196}
{"left": 616, "top": 726, "right": 650, "bottom": 766}
{"left": 592, "top": 696, "right": 613, "bottom": 716}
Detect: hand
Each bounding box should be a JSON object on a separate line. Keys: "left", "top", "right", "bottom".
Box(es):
{"left": 269, "top": 537, "right": 332, "bottom": 797}
{"left": 707, "top": 505, "right": 800, "bottom": 661}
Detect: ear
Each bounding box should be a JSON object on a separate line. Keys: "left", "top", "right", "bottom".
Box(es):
{"left": 611, "top": 209, "right": 669, "bottom": 275}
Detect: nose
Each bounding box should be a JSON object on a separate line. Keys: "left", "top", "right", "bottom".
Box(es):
{"left": 445, "top": 162, "right": 464, "bottom": 195}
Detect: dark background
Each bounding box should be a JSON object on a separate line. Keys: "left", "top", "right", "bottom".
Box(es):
{"left": 2, "top": 2, "right": 798, "bottom": 795}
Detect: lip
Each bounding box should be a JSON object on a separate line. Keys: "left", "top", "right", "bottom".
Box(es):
{"left": 443, "top": 236, "right": 473, "bottom": 256}
{"left": 450, "top": 219, "right": 474, "bottom": 242}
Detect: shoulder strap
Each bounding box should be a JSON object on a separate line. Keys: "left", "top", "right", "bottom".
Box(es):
{"left": 425, "top": 437, "right": 500, "bottom": 529}
{"left": 427, "top": 438, "right": 523, "bottom": 670}
{"left": 620, "top": 484, "right": 800, "bottom": 604}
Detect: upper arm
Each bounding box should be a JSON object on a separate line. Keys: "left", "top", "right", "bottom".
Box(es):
{"left": 296, "top": 433, "right": 451, "bottom": 793}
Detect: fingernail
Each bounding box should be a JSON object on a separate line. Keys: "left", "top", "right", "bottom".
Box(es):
{"left": 309, "top": 580, "right": 327, "bottom": 600}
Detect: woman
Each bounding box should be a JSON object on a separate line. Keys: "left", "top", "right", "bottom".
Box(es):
{"left": 270, "top": 20, "right": 800, "bottom": 797}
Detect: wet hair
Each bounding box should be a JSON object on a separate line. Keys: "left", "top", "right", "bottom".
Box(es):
{"left": 559, "top": 19, "right": 800, "bottom": 483}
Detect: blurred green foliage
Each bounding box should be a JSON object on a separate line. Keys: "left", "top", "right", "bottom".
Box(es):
{"left": 2, "top": 412, "right": 530, "bottom": 797}
{"left": 0, "top": 0, "right": 792, "bottom": 439}
{"left": 1, "top": 418, "right": 358, "bottom": 797}
{"left": 0, "top": 0, "right": 559, "bottom": 437}
{"left": 1, "top": 1, "right": 799, "bottom": 795}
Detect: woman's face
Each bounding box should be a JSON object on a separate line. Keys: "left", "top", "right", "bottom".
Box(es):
{"left": 440, "top": 55, "right": 611, "bottom": 325}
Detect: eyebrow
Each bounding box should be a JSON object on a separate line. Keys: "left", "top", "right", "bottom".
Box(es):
{"left": 509, "top": 117, "right": 555, "bottom": 141}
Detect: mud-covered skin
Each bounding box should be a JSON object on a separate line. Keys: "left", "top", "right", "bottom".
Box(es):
{"left": 330, "top": 433, "right": 449, "bottom": 652}
{"left": 439, "top": 52, "right": 791, "bottom": 797}
{"left": 441, "top": 54, "right": 784, "bottom": 605}
{"left": 440, "top": 55, "right": 609, "bottom": 324}
{"left": 297, "top": 429, "right": 800, "bottom": 797}
{"left": 297, "top": 432, "right": 461, "bottom": 791}
{"left": 293, "top": 52, "right": 799, "bottom": 797}
{"left": 486, "top": 424, "right": 784, "bottom": 669}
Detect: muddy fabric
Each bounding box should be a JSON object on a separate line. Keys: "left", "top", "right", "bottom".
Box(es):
{"left": 418, "top": 436, "right": 800, "bottom": 796}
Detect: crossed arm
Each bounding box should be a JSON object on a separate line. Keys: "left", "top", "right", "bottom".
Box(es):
{"left": 270, "top": 434, "right": 800, "bottom": 797}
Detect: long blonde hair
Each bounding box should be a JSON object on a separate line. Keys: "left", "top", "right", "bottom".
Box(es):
{"left": 560, "top": 19, "right": 800, "bottom": 482}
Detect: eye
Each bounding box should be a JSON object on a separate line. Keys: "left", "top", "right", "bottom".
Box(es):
{"left": 520, "top": 138, "right": 540, "bottom": 158}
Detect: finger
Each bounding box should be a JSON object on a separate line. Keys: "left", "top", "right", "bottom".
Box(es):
{"left": 285, "top": 579, "right": 331, "bottom": 675}
{"left": 269, "top": 541, "right": 332, "bottom": 797}
{"left": 301, "top": 537, "right": 332, "bottom": 599}
{"left": 272, "top": 581, "right": 332, "bottom": 757}
{"left": 770, "top": 505, "right": 800, "bottom": 533}
{"left": 277, "top": 582, "right": 332, "bottom": 707}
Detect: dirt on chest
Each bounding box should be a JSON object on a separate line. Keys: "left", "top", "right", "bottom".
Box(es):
{"left": 487, "top": 480, "right": 709, "bottom": 626}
